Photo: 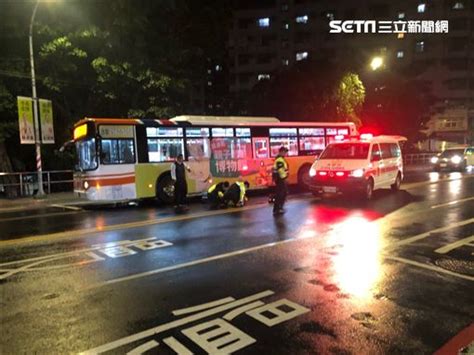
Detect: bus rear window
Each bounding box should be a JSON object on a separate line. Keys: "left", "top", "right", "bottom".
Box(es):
{"left": 320, "top": 143, "right": 370, "bottom": 160}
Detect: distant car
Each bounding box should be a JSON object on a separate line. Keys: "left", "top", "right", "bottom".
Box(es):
{"left": 430, "top": 147, "right": 474, "bottom": 171}
{"left": 307, "top": 134, "right": 405, "bottom": 200}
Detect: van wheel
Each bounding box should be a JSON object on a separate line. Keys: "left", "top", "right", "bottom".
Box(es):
{"left": 391, "top": 173, "right": 401, "bottom": 191}
{"left": 363, "top": 178, "right": 374, "bottom": 201}
{"left": 156, "top": 174, "right": 175, "bottom": 204}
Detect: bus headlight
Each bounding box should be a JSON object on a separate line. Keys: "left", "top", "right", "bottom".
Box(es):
{"left": 451, "top": 155, "right": 462, "bottom": 164}
{"left": 309, "top": 167, "right": 316, "bottom": 177}
{"left": 350, "top": 169, "right": 364, "bottom": 178}
{"left": 83, "top": 181, "right": 89, "bottom": 190}
{"left": 430, "top": 156, "right": 438, "bottom": 164}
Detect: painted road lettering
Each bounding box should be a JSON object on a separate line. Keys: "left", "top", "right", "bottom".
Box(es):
{"left": 0, "top": 237, "right": 172, "bottom": 280}
{"left": 81, "top": 290, "right": 310, "bottom": 354}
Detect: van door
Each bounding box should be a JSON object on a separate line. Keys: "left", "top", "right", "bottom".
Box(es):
{"left": 380, "top": 143, "right": 396, "bottom": 186}
{"left": 370, "top": 143, "right": 384, "bottom": 188}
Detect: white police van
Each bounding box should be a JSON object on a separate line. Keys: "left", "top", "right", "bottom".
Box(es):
{"left": 307, "top": 134, "right": 406, "bottom": 200}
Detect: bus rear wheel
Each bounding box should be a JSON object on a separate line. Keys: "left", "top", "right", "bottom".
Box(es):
{"left": 297, "top": 164, "right": 311, "bottom": 190}
{"left": 156, "top": 174, "right": 175, "bottom": 204}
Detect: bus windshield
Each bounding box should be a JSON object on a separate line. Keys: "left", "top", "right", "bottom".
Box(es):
{"left": 75, "top": 138, "right": 97, "bottom": 171}
{"left": 320, "top": 143, "right": 370, "bottom": 160}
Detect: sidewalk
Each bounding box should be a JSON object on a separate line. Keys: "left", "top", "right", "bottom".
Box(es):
{"left": 0, "top": 192, "right": 83, "bottom": 212}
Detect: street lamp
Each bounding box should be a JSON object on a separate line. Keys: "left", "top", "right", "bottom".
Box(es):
{"left": 29, "top": 0, "right": 44, "bottom": 196}
{"left": 370, "top": 56, "right": 384, "bottom": 71}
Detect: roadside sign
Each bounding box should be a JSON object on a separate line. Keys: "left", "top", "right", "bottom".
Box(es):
{"left": 17, "top": 96, "right": 35, "bottom": 144}
{"left": 39, "top": 99, "right": 54, "bottom": 144}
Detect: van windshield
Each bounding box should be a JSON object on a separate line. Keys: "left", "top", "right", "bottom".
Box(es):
{"left": 320, "top": 143, "right": 370, "bottom": 160}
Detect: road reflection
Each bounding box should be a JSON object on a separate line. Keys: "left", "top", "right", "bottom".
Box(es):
{"left": 327, "top": 213, "right": 384, "bottom": 301}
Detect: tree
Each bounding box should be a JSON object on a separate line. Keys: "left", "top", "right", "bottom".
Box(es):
{"left": 361, "top": 73, "right": 434, "bottom": 143}
{"left": 332, "top": 72, "right": 365, "bottom": 126}
{"left": 246, "top": 59, "right": 365, "bottom": 124}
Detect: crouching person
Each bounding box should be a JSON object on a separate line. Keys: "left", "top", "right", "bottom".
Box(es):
{"left": 224, "top": 181, "right": 250, "bottom": 207}
{"left": 207, "top": 181, "right": 229, "bottom": 209}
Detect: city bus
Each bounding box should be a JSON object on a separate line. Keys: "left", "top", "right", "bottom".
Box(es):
{"left": 72, "top": 116, "right": 358, "bottom": 203}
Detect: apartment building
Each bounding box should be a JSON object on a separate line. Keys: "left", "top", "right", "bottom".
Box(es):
{"left": 228, "top": 0, "right": 473, "bottom": 145}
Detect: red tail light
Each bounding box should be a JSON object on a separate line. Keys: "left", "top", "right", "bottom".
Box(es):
{"left": 336, "top": 171, "right": 345, "bottom": 177}
{"left": 318, "top": 171, "right": 327, "bottom": 176}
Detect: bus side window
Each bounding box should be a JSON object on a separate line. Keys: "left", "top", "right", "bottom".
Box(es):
{"left": 252, "top": 137, "right": 269, "bottom": 159}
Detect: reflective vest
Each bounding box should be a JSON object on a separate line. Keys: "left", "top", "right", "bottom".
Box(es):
{"left": 208, "top": 183, "right": 224, "bottom": 198}
{"left": 236, "top": 181, "right": 246, "bottom": 202}
{"left": 273, "top": 156, "right": 288, "bottom": 180}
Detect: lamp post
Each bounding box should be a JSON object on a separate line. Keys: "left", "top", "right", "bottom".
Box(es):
{"left": 29, "top": 0, "right": 45, "bottom": 196}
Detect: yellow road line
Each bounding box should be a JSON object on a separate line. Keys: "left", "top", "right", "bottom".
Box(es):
{"left": 0, "top": 203, "right": 271, "bottom": 248}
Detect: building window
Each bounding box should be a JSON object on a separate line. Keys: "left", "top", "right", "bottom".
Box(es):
{"left": 215, "top": 65, "right": 221, "bottom": 71}
{"left": 257, "top": 74, "right": 271, "bottom": 81}
{"left": 284, "top": 22, "right": 289, "bottom": 30}
{"left": 417, "top": 3, "right": 426, "bottom": 13}
{"left": 398, "top": 12, "right": 405, "bottom": 19}
{"left": 282, "top": 58, "right": 289, "bottom": 66}
{"left": 397, "top": 50, "right": 404, "bottom": 58}
{"left": 296, "top": 51, "right": 308, "bottom": 61}
{"left": 207, "top": 81, "right": 213, "bottom": 86}
{"left": 258, "top": 17, "right": 270, "bottom": 27}
{"left": 415, "top": 41, "right": 425, "bottom": 52}
{"left": 453, "top": 2, "right": 464, "bottom": 10}
{"left": 281, "top": 4, "right": 288, "bottom": 11}
{"left": 398, "top": 33, "right": 405, "bottom": 39}
{"left": 295, "top": 15, "right": 309, "bottom": 24}
{"left": 326, "top": 12, "right": 335, "bottom": 21}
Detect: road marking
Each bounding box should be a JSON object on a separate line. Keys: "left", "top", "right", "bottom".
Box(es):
{"left": 434, "top": 235, "right": 474, "bottom": 254}
{"left": 80, "top": 290, "right": 274, "bottom": 354}
{"left": 84, "top": 234, "right": 321, "bottom": 290}
{"left": 162, "top": 337, "right": 192, "bottom": 355}
{"left": 385, "top": 218, "right": 474, "bottom": 249}
{"left": 173, "top": 297, "right": 235, "bottom": 316}
{"left": 0, "top": 202, "right": 274, "bottom": 248}
{"left": 51, "top": 203, "right": 83, "bottom": 211}
{"left": 126, "top": 340, "right": 159, "bottom": 354}
{"left": 430, "top": 196, "right": 474, "bottom": 209}
{"left": 0, "top": 210, "right": 82, "bottom": 223}
{"left": 385, "top": 256, "right": 474, "bottom": 281}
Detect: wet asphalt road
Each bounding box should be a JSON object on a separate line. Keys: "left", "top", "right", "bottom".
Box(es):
{"left": 0, "top": 171, "right": 473, "bottom": 354}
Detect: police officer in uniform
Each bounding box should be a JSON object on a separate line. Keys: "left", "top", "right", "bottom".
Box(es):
{"left": 272, "top": 146, "right": 289, "bottom": 215}
{"left": 224, "top": 181, "right": 250, "bottom": 207}
{"left": 171, "top": 154, "right": 190, "bottom": 211}
{"left": 207, "top": 181, "right": 229, "bottom": 209}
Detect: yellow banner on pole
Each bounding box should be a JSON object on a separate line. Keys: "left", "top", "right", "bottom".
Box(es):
{"left": 39, "top": 99, "right": 54, "bottom": 144}
{"left": 17, "top": 96, "right": 35, "bottom": 144}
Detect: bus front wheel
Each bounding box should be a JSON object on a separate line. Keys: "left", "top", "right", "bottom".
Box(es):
{"left": 156, "top": 174, "right": 175, "bottom": 204}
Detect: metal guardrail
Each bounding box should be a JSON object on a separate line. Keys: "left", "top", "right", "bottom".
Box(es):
{"left": 403, "top": 153, "right": 437, "bottom": 165}
{"left": 0, "top": 170, "right": 73, "bottom": 198}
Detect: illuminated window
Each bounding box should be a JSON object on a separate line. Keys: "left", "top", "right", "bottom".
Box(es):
{"left": 147, "top": 127, "right": 183, "bottom": 137}
{"left": 101, "top": 139, "right": 135, "bottom": 164}
{"left": 212, "top": 127, "right": 234, "bottom": 137}
{"left": 185, "top": 127, "right": 209, "bottom": 137}
{"left": 397, "top": 33, "right": 405, "bottom": 39}
{"left": 282, "top": 58, "right": 289, "bottom": 66}
{"left": 453, "top": 2, "right": 464, "bottom": 10}
{"left": 296, "top": 51, "right": 308, "bottom": 61}
{"left": 397, "top": 50, "right": 404, "bottom": 58}
{"left": 415, "top": 40, "right": 425, "bottom": 52}
{"left": 284, "top": 22, "right": 289, "bottom": 30}
{"left": 326, "top": 12, "right": 335, "bottom": 21}
{"left": 215, "top": 65, "right": 222, "bottom": 71}
{"left": 417, "top": 3, "right": 426, "bottom": 13}
{"left": 258, "top": 17, "right": 270, "bottom": 27}
{"left": 257, "top": 74, "right": 271, "bottom": 81}
{"left": 398, "top": 12, "right": 405, "bottom": 19}
{"left": 207, "top": 81, "right": 212, "bottom": 86}
{"left": 235, "top": 128, "right": 251, "bottom": 137}
{"left": 295, "top": 15, "right": 309, "bottom": 24}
